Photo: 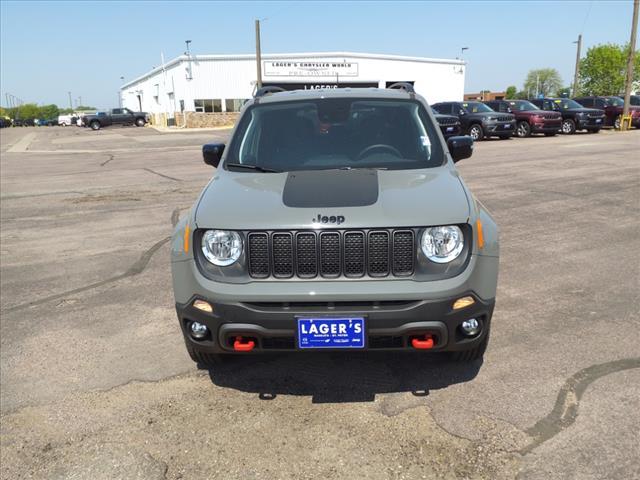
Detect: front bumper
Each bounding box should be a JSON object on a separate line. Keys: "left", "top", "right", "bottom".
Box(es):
{"left": 177, "top": 293, "right": 494, "bottom": 353}
{"left": 531, "top": 121, "right": 561, "bottom": 133}
{"left": 576, "top": 117, "right": 604, "bottom": 129}
{"left": 484, "top": 122, "right": 514, "bottom": 136}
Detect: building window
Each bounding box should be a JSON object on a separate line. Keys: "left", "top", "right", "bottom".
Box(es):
{"left": 225, "top": 99, "right": 247, "bottom": 112}
{"left": 194, "top": 99, "right": 223, "bottom": 113}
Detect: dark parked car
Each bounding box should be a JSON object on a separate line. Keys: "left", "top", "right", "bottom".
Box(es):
{"left": 628, "top": 95, "right": 640, "bottom": 106}
{"left": 434, "top": 113, "right": 462, "bottom": 138}
{"left": 83, "top": 107, "right": 149, "bottom": 131}
{"left": 484, "top": 99, "right": 561, "bottom": 138}
{"left": 529, "top": 98, "right": 605, "bottom": 134}
{"left": 0, "top": 117, "right": 9, "bottom": 128}
{"left": 573, "top": 96, "right": 640, "bottom": 129}
{"left": 431, "top": 101, "right": 515, "bottom": 141}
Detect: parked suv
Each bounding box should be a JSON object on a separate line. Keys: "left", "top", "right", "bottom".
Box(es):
{"left": 171, "top": 86, "right": 499, "bottom": 366}
{"left": 573, "top": 96, "right": 640, "bottom": 129}
{"left": 431, "top": 101, "right": 515, "bottom": 141}
{"left": 484, "top": 99, "right": 561, "bottom": 138}
{"left": 530, "top": 98, "right": 605, "bottom": 134}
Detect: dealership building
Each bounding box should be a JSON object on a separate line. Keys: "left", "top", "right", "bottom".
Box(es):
{"left": 120, "top": 51, "right": 465, "bottom": 127}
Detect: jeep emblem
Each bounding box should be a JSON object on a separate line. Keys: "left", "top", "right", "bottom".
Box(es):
{"left": 312, "top": 214, "right": 345, "bottom": 225}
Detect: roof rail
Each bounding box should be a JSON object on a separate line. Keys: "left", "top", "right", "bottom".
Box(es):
{"left": 254, "top": 86, "right": 286, "bottom": 98}
{"left": 387, "top": 82, "right": 415, "bottom": 94}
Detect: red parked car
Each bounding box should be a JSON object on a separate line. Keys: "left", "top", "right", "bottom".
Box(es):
{"left": 484, "top": 100, "right": 562, "bottom": 137}
{"left": 573, "top": 96, "right": 640, "bottom": 129}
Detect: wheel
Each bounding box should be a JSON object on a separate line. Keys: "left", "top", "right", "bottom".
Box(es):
{"left": 185, "top": 341, "right": 227, "bottom": 368}
{"left": 450, "top": 328, "right": 490, "bottom": 362}
{"left": 135, "top": 117, "right": 145, "bottom": 127}
{"left": 516, "top": 120, "right": 531, "bottom": 138}
{"left": 614, "top": 115, "right": 621, "bottom": 130}
{"left": 561, "top": 119, "right": 576, "bottom": 134}
{"left": 90, "top": 120, "right": 101, "bottom": 131}
{"left": 544, "top": 132, "right": 557, "bottom": 137}
{"left": 468, "top": 124, "right": 484, "bottom": 141}
{"left": 587, "top": 128, "right": 600, "bottom": 134}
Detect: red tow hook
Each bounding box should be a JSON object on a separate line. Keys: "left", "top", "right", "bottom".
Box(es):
{"left": 233, "top": 336, "right": 255, "bottom": 352}
{"left": 411, "top": 335, "right": 435, "bottom": 350}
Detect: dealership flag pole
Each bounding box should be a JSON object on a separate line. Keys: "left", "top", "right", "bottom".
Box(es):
{"left": 622, "top": 0, "right": 639, "bottom": 129}
{"left": 255, "top": 19, "right": 263, "bottom": 89}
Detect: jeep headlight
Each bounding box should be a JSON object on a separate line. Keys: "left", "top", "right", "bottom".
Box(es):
{"left": 421, "top": 226, "right": 464, "bottom": 263}
{"left": 201, "top": 230, "right": 242, "bottom": 266}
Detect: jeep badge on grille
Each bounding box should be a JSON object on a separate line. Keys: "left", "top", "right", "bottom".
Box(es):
{"left": 312, "top": 214, "right": 345, "bottom": 225}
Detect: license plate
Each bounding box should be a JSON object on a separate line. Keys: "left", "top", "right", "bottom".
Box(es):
{"left": 504, "top": 124, "right": 512, "bottom": 129}
{"left": 446, "top": 126, "right": 454, "bottom": 132}
{"left": 297, "top": 317, "right": 365, "bottom": 349}
{"left": 596, "top": 119, "right": 602, "bottom": 123}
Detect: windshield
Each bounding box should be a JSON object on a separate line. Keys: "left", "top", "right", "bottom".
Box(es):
{"left": 225, "top": 98, "right": 444, "bottom": 172}
{"left": 461, "top": 102, "right": 493, "bottom": 113}
{"left": 553, "top": 99, "right": 584, "bottom": 110}
{"left": 508, "top": 100, "right": 539, "bottom": 111}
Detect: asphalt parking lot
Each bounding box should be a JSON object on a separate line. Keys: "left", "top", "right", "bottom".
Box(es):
{"left": 1, "top": 125, "right": 639, "bottom": 479}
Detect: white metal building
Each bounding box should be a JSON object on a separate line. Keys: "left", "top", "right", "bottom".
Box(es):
{"left": 120, "top": 52, "right": 465, "bottom": 116}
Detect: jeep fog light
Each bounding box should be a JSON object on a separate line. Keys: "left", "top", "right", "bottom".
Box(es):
{"left": 202, "top": 230, "right": 242, "bottom": 266}
{"left": 461, "top": 318, "right": 481, "bottom": 336}
{"left": 189, "top": 321, "right": 208, "bottom": 340}
{"left": 421, "top": 226, "right": 464, "bottom": 263}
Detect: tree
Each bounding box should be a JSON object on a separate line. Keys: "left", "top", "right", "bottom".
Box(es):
{"left": 505, "top": 85, "right": 517, "bottom": 99}
{"left": 578, "top": 43, "right": 640, "bottom": 95}
{"left": 523, "top": 68, "right": 563, "bottom": 97}
{"left": 38, "top": 104, "right": 59, "bottom": 119}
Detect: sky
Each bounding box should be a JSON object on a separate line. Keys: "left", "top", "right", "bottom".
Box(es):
{"left": 0, "top": 0, "right": 635, "bottom": 109}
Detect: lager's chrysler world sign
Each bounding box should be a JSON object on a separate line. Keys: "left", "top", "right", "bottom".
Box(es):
{"left": 263, "top": 61, "right": 359, "bottom": 77}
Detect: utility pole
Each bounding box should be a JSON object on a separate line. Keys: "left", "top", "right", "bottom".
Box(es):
{"left": 68, "top": 91, "right": 73, "bottom": 110}
{"left": 255, "top": 19, "right": 263, "bottom": 89}
{"left": 622, "top": 0, "right": 639, "bottom": 128}
{"left": 572, "top": 34, "right": 582, "bottom": 97}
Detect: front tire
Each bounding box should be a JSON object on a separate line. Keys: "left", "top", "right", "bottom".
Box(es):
{"left": 561, "top": 119, "right": 576, "bottom": 134}
{"left": 135, "top": 117, "right": 145, "bottom": 127}
{"left": 516, "top": 120, "right": 531, "bottom": 138}
{"left": 90, "top": 120, "right": 101, "bottom": 131}
{"left": 614, "top": 115, "right": 621, "bottom": 130}
{"left": 450, "top": 329, "right": 490, "bottom": 362}
{"left": 468, "top": 124, "right": 484, "bottom": 141}
{"left": 185, "top": 342, "right": 227, "bottom": 368}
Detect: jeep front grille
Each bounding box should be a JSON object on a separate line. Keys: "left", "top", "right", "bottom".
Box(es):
{"left": 247, "top": 229, "right": 415, "bottom": 279}
{"left": 496, "top": 116, "right": 513, "bottom": 122}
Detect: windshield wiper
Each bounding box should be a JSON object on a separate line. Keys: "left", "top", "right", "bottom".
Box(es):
{"left": 226, "top": 163, "right": 281, "bottom": 173}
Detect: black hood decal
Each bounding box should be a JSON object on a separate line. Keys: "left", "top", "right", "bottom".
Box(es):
{"left": 282, "top": 169, "right": 379, "bottom": 208}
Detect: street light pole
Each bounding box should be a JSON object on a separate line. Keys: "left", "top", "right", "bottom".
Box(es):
{"left": 68, "top": 91, "right": 73, "bottom": 110}
{"left": 255, "top": 19, "right": 263, "bottom": 89}
{"left": 622, "top": 0, "right": 639, "bottom": 128}
{"left": 572, "top": 34, "right": 582, "bottom": 97}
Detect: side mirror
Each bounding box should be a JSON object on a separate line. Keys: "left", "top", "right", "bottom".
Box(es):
{"left": 447, "top": 136, "right": 474, "bottom": 163}
{"left": 202, "top": 143, "right": 225, "bottom": 168}
{"left": 458, "top": 109, "right": 466, "bottom": 115}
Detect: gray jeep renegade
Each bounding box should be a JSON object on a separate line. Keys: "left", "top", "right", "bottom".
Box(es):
{"left": 171, "top": 84, "right": 499, "bottom": 366}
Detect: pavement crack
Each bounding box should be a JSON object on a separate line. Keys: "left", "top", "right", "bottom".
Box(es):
{"left": 100, "top": 153, "right": 115, "bottom": 166}
{"left": 143, "top": 167, "right": 182, "bottom": 182}
{"left": 2, "top": 236, "right": 170, "bottom": 314}
{"left": 519, "top": 357, "right": 640, "bottom": 455}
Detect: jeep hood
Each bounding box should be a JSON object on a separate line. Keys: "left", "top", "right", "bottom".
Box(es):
{"left": 195, "top": 167, "right": 470, "bottom": 230}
